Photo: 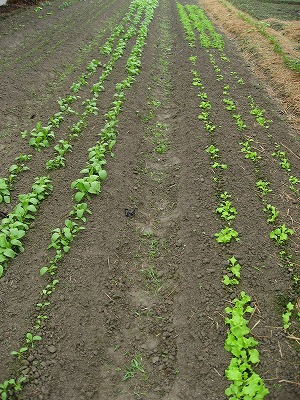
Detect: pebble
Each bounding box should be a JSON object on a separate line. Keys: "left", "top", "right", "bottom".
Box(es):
{"left": 152, "top": 356, "right": 159, "bottom": 364}
{"left": 47, "top": 345, "right": 57, "bottom": 354}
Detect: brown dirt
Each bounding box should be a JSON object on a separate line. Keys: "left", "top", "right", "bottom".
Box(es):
{"left": 0, "top": 0, "right": 299, "bottom": 399}
{"left": 200, "top": 0, "right": 300, "bottom": 127}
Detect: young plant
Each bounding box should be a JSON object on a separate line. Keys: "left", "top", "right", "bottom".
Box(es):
{"left": 215, "top": 227, "right": 239, "bottom": 243}
{"left": 263, "top": 204, "right": 279, "bottom": 223}
{"left": 282, "top": 302, "right": 294, "bottom": 330}
{"left": 256, "top": 180, "right": 272, "bottom": 195}
{"left": 223, "top": 256, "right": 241, "bottom": 286}
{"left": 216, "top": 193, "right": 237, "bottom": 222}
{"left": 122, "top": 354, "right": 145, "bottom": 381}
{"left": 270, "top": 224, "right": 294, "bottom": 245}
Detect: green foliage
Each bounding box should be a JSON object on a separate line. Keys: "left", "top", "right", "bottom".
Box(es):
{"left": 270, "top": 224, "right": 294, "bottom": 245}
{"left": 240, "top": 139, "right": 261, "bottom": 162}
{"left": 282, "top": 302, "right": 294, "bottom": 330}
{"left": 225, "top": 291, "right": 269, "bottom": 399}
{"left": 215, "top": 227, "right": 239, "bottom": 243}
{"left": 223, "top": 256, "right": 241, "bottom": 286}
{"left": 123, "top": 355, "right": 145, "bottom": 381}
{"left": 216, "top": 193, "right": 237, "bottom": 222}
{"left": 263, "top": 204, "right": 279, "bottom": 223}
{"left": 256, "top": 180, "right": 272, "bottom": 195}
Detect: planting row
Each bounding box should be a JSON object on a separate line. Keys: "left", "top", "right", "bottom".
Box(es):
{"left": 0, "top": 0, "right": 158, "bottom": 397}
{"left": 177, "top": 3, "right": 299, "bottom": 398}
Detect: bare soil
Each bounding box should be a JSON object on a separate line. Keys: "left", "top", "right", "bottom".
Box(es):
{"left": 0, "top": 0, "right": 299, "bottom": 399}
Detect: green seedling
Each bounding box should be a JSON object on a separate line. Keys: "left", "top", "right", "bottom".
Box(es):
{"left": 212, "top": 162, "right": 227, "bottom": 170}
{"left": 198, "top": 111, "right": 209, "bottom": 121}
{"left": 35, "top": 315, "right": 48, "bottom": 330}
{"left": 11, "top": 347, "right": 28, "bottom": 359}
{"left": 256, "top": 180, "right": 272, "bottom": 195}
{"left": 25, "top": 332, "right": 42, "bottom": 348}
{"left": 205, "top": 122, "right": 216, "bottom": 132}
{"left": 263, "top": 204, "right": 279, "bottom": 223}
{"left": 49, "top": 112, "right": 64, "bottom": 128}
{"left": 233, "top": 114, "right": 247, "bottom": 130}
{"left": 282, "top": 302, "right": 294, "bottom": 330}
{"left": 223, "top": 85, "right": 230, "bottom": 95}
{"left": 0, "top": 179, "right": 10, "bottom": 204}
{"left": 206, "top": 144, "right": 219, "bottom": 159}
{"left": 41, "top": 279, "right": 59, "bottom": 297}
{"left": 199, "top": 101, "right": 211, "bottom": 110}
{"left": 123, "top": 354, "right": 145, "bottom": 381}
{"left": 240, "top": 140, "right": 261, "bottom": 162}
{"left": 155, "top": 141, "right": 168, "bottom": 154}
{"left": 248, "top": 96, "right": 271, "bottom": 128}
{"left": 215, "top": 227, "right": 239, "bottom": 243}
{"left": 272, "top": 150, "right": 291, "bottom": 172}
{"left": 270, "top": 224, "right": 294, "bottom": 245}
{"left": 216, "top": 198, "right": 237, "bottom": 221}
{"left": 69, "top": 202, "right": 92, "bottom": 222}
{"left": 71, "top": 175, "right": 102, "bottom": 202}
{"left": 289, "top": 175, "right": 299, "bottom": 193}
{"left": 48, "top": 220, "right": 84, "bottom": 253}
{"left": 0, "top": 377, "right": 26, "bottom": 399}
{"left": 223, "top": 256, "right": 241, "bottom": 286}
{"left": 223, "top": 98, "right": 236, "bottom": 111}
{"left": 189, "top": 55, "right": 197, "bottom": 65}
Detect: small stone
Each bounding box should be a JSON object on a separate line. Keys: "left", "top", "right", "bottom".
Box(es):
{"left": 47, "top": 345, "right": 57, "bottom": 354}
{"left": 152, "top": 356, "right": 159, "bottom": 364}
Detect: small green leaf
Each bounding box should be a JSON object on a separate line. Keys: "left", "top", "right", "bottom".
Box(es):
{"left": 40, "top": 267, "right": 48, "bottom": 276}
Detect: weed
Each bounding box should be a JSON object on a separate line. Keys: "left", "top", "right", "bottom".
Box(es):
{"left": 123, "top": 354, "right": 145, "bottom": 381}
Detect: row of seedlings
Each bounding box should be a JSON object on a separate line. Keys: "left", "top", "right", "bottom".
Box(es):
{"left": 0, "top": 0, "right": 145, "bottom": 204}
{"left": 0, "top": 1, "right": 159, "bottom": 397}
{"left": 0, "top": 0, "right": 153, "bottom": 278}
{"left": 177, "top": 4, "right": 270, "bottom": 398}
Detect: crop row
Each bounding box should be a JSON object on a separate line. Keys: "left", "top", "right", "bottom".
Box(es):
{"left": 0, "top": 0, "right": 158, "bottom": 397}
{"left": 0, "top": 0, "right": 155, "bottom": 280}
{"left": 177, "top": 3, "right": 299, "bottom": 398}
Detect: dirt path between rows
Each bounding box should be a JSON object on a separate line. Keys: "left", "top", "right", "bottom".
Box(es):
{"left": 0, "top": 0, "right": 299, "bottom": 399}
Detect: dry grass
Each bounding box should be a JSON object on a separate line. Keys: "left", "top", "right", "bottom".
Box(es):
{"left": 200, "top": 0, "right": 300, "bottom": 129}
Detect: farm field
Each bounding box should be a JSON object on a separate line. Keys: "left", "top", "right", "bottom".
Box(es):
{"left": 0, "top": 0, "right": 299, "bottom": 399}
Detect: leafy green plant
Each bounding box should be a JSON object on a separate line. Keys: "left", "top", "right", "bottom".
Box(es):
{"left": 216, "top": 194, "right": 237, "bottom": 222}
{"left": 263, "top": 204, "right": 279, "bottom": 223}
{"left": 215, "top": 227, "right": 239, "bottom": 243}
{"left": 223, "top": 98, "right": 236, "bottom": 111}
{"left": 25, "top": 332, "right": 42, "bottom": 348}
{"left": 232, "top": 114, "right": 247, "bottom": 130}
{"left": 272, "top": 150, "right": 291, "bottom": 172}
{"left": 256, "top": 180, "right": 272, "bottom": 195}
{"left": 289, "top": 175, "right": 299, "bottom": 193}
{"left": 206, "top": 144, "right": 219, "bottom": 159}
{"left": 225, "top": 291, "right": 269, "bottom": 399}
{"left": 0, "top": 377, "right": 26, "bottom": 399}
{"left": 282, "top": 302, "right": 294, "bottom": 330}
{"left": 48, "top": 220, "right": 84, "bottom": 253}
{"left": 223, "top": 255, "right": 241, "bottom": 286}
{"left": 240, "top": 139, "right": 261, "bottom": 162}
{"left": 270, "top": 224, "right": 294, "bottom": 245}
{"left": 69, "top": 203, "right": 92, "bottom": 222}
{"left": 212, "top": 162, "right": 227, "bottom": 170}
{"left": 0, "top": 179, "right": 10, "bottom": 204}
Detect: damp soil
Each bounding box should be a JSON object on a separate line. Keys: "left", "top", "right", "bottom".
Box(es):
{"left": 0, "top": 0, "right": 299, "bottom": 399}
